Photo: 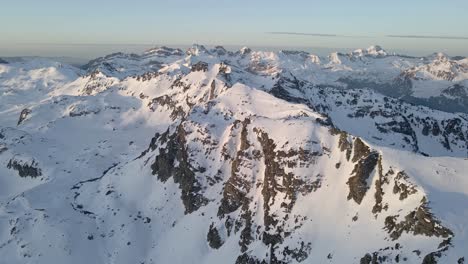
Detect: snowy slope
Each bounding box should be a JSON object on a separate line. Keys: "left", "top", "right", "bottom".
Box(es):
{"left": 0, "top": 45, "right": 467, "bottom": 264}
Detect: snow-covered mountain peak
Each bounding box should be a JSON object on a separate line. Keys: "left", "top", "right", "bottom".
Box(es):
{"left": 328, "top": 52, "right": 343, "bottom": 64}
{"left": 1, "top": 46, "right": 467, "bottom": 263}
{"left": 143, "top": 46, "right": 184, "bottom": 57}
{"left": 278, "top": 50, "right": 310, "bottom": 59}
{"left": 210, "top": 45, "right": 229, "bottom": 56}
{"left": 402, "top": 52, "right": 468, "bottom": 82}
{"left": 351, "top": 45, "right": 388, "bottom": 58}
{"left": 186, "top": 44, "right": 210, "bottom": 56}
{"left": 239, "top": 46, "right": 252, "bottom": 55}
{"left": 429, "top": 52, "right": 450, "bottom": 61}
{"left": 367, "top": 45, "right": 387, "bottom": 56}
{"left": 308, "top": 54, "right": 321, "bottom": 64}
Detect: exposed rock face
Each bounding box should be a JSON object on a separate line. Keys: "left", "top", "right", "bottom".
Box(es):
{"left": 352, "top": 138, "right": 371, "bottom": 162}
{"left": 347, "top": 151, "right": 379, "bottom": 204}
{"left": 191, "top": 61, "right": 209, "bottom": 72}
{"left": 151, "top": 125, "right": 209, "bottom": 214}
{"left": 212, "top": 46, "right": 228, "bottom": 56}
{"left": 148, "top": 95, "right": 185, "bottom": 120}
{"left": 218, "top": 119, "right": 253, "bottom": 218}
{"left": 337, "top": 131, "right": 352, "bottom": 161}
{"left": 235, "top": 253, "right": 266, "bottom": 264}
{"left": 372, "top": 158, "right": 389, "bottom": 214}
{"left": 7, "top": 158, "right": 42, "bottom": 178}
{"left": 360, "top": 253, "right": 373, "bottom": 264}
{"left": 384, "top": 198, "right": 453, "bottom": 241}
{"left": 393, "top": 171, "right": 418, "bottom": 200}
{"left": 270, "top": 75, "right": 308, "bottom": 104}
{"left": 69, "top": 106, "right": 100, "bottom": 117}
{"left": 135, "top": 71, "right": 160, "bottom": 82}
{"left": 345, "top": 138, "right": 380, "bottom": 204}
{"left": 17, "top": 109, "right": 32, "bottom": 126}
{"left": 80, "top": 71, "right": 117, "bottom": 95}
{"left": 207, "top": 223, "right": 224, "bottom": 249}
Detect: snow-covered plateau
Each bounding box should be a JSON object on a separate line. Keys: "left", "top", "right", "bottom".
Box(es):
{"left": 0, "top": 45, "right": 467, "bottom": 264}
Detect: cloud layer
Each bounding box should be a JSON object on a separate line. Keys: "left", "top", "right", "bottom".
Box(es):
{"left": 267, "top": 32, "right": 468, "bottom": 40}
{"left": 267, "top": 32, "right": 341, "bottom": 37}
{"left": 387, "top": 35, "right": 468, "bottom": 40}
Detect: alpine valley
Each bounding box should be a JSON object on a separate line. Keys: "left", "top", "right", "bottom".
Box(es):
{"left": 0, "top": 45, "right": 467, "bottom": 264}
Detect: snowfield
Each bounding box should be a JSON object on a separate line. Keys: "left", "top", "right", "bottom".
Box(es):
{"left": 0, "top": 45, "right": 467, "bottom": 264}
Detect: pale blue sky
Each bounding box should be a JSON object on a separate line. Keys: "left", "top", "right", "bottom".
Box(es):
{"left": 1, "top": 0, "right": 468, "bottom": 58}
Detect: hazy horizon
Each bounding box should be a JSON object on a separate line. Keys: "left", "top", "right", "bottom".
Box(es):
{"left": 2, "top": 0, "right": 468, "bottom": 61}
{"left": 2, "top": 42, "right": 467, "bottom": 66}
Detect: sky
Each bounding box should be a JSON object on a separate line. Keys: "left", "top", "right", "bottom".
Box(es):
{"left": 1, "top": 0, "right": 468, "bottom": 59}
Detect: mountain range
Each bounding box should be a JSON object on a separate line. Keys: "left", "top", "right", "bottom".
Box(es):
{"left": 0, "top": 45, "right": 467, "bottom": 264}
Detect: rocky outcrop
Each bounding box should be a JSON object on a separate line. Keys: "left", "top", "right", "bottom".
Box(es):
{"left": 80, "top": 72, "right": 116, "bottom": 95}
{"left": 17, "top": 109, "right": 31, "bottom": 126}
{"left": 347, "top": 151, "right": 379, "bottom": 204}
{"left": 191, "top": 61, "right": 209, "bottom": 72}
{"left": 69, "top": 106, "right": 100, "bottom": 117}
{"left": 207, "top": 223, "right": 224, "bottom": 249}
{"left": 148, "top": 95, "right": 185, "bottom": 120}
{"left": 235, "top": 253, "right": 266, "bottom": 264}
{"left": 134, "top": 71, "right": 160, "bottom": 82}
{"left": 337, "top": 131, "right": 352, "bottom": 161}
{"left": 384, "top": 197, "right": 453, "bottom": 241}
{"left": 371, "top": 157, "right": 387, "bottom": 214}
{"left": 393, "top": 171, "right": 418, "bottom": 200}
{"left": 7, "top": 158, "right": 42, "bottom": 178}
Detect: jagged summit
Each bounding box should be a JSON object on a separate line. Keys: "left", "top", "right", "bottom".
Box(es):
{"left": 327, "top": 51, "right": 343, "bottom": 64}
{"left": 143, "top": 46, "right": 184, "bottom": 57}
{"left": 279, "top": 49, "right": 310, "bottom": 57}
{"left": 186, "top": 44, "right": 209, "bottom": 56}
{"left": 211, "top": 45, "right": 228, "bottom": 56}
{"left": 71, "top": 44, "right": 468, "bottom": 113}
{"left": 239, "top": 46, "right": 251, "bottom": 55}
{"left": 352, "top": 45, "right": 388, "bottom": 57}
{"left": 367, "top": 45, "right": 387, "bottom": 56}
{"left": 421, "top": 52, "right": 452, "bottom": 64}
